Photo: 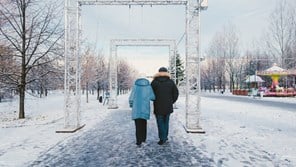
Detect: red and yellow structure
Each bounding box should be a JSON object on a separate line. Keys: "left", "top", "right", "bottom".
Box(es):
{"left": 257, "top": 63, "right": 296, "bottom": 97}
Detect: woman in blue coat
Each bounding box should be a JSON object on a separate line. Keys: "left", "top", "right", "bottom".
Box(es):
{"left": 129, "top": 76, "right": 155, "bottom": 147}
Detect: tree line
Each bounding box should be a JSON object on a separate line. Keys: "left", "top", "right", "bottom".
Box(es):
{"left": 80, "top": 47, "right": 137, "bottom": 103}
{"left": 201, "top": 1, "right": 296, "bottom": 92}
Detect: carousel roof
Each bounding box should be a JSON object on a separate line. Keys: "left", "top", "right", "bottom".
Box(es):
{"left": 265, "top": 63, "right": 286, "bottom": 72}
{"left": 244, "top": 75, "right": 264, "bottom": 83}
{"left": 257, "top": 63, "right": 288, "bottom": 75}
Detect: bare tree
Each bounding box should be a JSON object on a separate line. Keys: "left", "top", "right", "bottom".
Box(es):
{"left": 0, "top": 45, "right": 17, "bottom": 101}
{"left": 222, "top": 23, "right": 240, "bottom": 91}
{"left": 0, "top": 0, "right": 63, "bottom": 118}
{"left": 117, "top": 58, "right": 136, "bottom": 94}
{"left": 291, "top": 3, "right": 296, "bottom": 69}
{"left": 26, "top": 57, "right": 64, "bottom": 97}
{"left": 200, "top": 58, "right": 222, "bottom": 92}
{"left": 264, "top": 0, "right": 296, "bottom": 69}
{"left": 205, "top": 31, "right": 227, "bottom": 92}
{"left": 81, "top": 47, "right": 98, "bottom": 103}
{"left": 95, "top": 51, "right": 108, "bottom": 100}
{"left": 205, "top": 23, "right": 241, "bottom": 92}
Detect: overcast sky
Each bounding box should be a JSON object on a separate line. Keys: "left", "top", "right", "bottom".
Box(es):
{"left": 79, "top": 0, "right": 295, "bottom": 75}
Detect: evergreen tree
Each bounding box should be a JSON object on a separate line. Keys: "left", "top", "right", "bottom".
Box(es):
{"left": 176, "top": 53, "right": 185, "bottom": 85}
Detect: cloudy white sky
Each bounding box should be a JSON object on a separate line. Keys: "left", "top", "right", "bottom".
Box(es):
{"left": 79, "top": 0, "right": 295, "bottom": 75}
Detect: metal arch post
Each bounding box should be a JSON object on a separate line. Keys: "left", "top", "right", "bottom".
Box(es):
{"left": 168, "top": 41, "right": 177, "bottom": 84}
{"left": 108, "top": 41, "right": 119, "bottom": 109}
{"left": 57, "top": 0, "right": 85, "bottom": 133}
{"left": 169, "top": 42, "right": 178, "bottom": 109}
{"left": 184, "top": 0, "right": 205, "bottom": 133}
{"left": 75, "top": 2, "right": 82, "bottom": 127}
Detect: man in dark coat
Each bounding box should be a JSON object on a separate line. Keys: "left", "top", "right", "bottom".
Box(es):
{"left": 151, "top": 67, "right": 179, "bottom": 145}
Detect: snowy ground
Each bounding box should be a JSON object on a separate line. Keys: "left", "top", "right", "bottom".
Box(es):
{"left": 0, "top": 91, "right": 295, "bottom": 166}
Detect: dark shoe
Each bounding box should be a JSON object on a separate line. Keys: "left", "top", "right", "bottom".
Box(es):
{"left": 157, "top": 140, "right": 165, "bottom": 145}
{"left": 136, "top": 142, "right": 142, "bottom": 146}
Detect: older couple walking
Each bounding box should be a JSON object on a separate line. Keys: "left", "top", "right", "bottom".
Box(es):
{"left": 129, "top": 67, "right": 179, "bottom": 147}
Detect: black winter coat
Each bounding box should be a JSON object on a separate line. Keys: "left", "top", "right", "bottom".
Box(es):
{"left": 151, "top": 72, "right": 179, "bottom": 115}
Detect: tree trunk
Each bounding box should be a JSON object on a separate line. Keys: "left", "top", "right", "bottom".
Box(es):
{"left": 40, "top": 86, "right": 43, "bottom": 98}
{"left": 86, "top": 82, "right": 89, "bottom": 103}
{"left": 19, "top": 84, "right": 25, "bottom": 119}
{"left": 19, "top": 61, "right": 26, "bottom": 119}
{"left": 96, "top": 82, "right": 100, "bottom": 100}
{"left": 97, "top": 88, "right": 100, "bottom": 100}
{"left": 19, "top": 0, "right": 26, "bottom": 119}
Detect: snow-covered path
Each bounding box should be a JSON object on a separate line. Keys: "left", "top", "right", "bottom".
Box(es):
{"left": 29, "top": 108, "right": 214, "bottom": 167}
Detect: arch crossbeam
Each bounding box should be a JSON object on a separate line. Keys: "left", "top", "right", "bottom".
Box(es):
{"left": 111, "top": 39, "right": 176, "bottom": 47}
{"left": 79, "top": 0, "right": 187, "bottom": 6}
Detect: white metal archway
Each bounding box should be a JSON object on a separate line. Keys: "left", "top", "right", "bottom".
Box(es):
{"left": 63, "top": 0, "right": 208, "bottom": 133}
{"left": 108, "top": 39, "right": 177, "bottom": 109}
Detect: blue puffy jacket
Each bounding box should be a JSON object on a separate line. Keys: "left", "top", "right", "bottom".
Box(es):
{"left": 129, "top": 78, "right": 155, "bottom": 120}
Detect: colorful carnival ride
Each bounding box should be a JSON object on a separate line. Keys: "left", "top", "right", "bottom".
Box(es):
{"left": 233, "top": 63, "right": 296, "bottom": 97}
{"left": 257, "top": 63, "right": 296, "bottom": 97}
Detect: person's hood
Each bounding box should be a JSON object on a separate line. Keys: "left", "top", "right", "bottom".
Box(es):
{"left": 135, "top": 78, "right": 150, "bottom": 86}
{"left": 153, "top": 72, "right": 171, "bottom": 82}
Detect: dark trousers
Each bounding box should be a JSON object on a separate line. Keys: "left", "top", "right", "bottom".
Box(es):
{"left": 134, "top": 119, "right": 147, "bottom": 144}
{"left": 155, "top": 114, "right": 170, "bottom": 141}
